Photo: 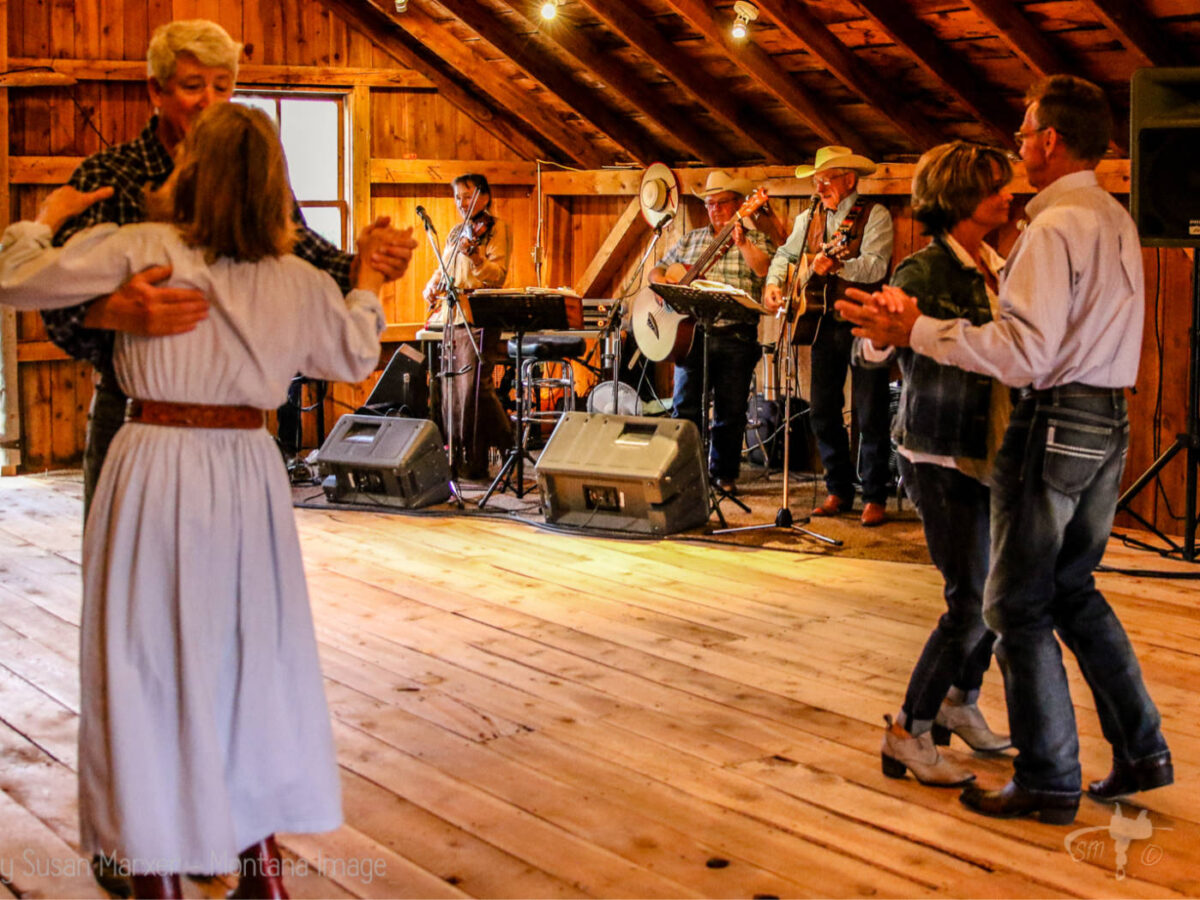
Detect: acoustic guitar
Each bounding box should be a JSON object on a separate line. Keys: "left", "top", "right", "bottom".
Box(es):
{"left": 780, "top": 232, "right": 850, "bottom": 347}
{"left": 632, "top": 187, "right": 769, "bottom": 363}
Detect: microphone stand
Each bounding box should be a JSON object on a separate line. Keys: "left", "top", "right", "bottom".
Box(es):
{"left": 418, "top": 208, "right": 478, "bottom": 508}
{"left": 713, "top": 297, "right": 840, "bottom": 545}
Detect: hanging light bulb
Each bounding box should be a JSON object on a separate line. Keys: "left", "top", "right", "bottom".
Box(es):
{"left": 731, "top": 1, "right": 758, "bottom": 40}
{"left": 540, "top": 0, "right": 558, "bottom": 20}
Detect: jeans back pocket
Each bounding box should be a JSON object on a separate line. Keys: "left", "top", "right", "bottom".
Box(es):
{"left": 1042, "top": 417, "right": 1113, "bottom": 495}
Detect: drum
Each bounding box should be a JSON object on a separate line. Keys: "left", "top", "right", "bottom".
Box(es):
{"left": 586, "top": 380, "right": 643, "bottom": 417}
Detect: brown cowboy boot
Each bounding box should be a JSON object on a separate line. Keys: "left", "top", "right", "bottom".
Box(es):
{"left": 227, "top": 835, "right": 289, "bottom": 899}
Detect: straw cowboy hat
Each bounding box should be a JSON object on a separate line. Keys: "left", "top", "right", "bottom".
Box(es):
{"left": 794, "top": 145, "right": 877, "bottom": 181}
{"left": 692, "top": 170, "right": 756, "bottom": 199}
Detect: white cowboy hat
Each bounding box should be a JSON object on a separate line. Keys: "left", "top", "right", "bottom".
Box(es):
{"left": 691, "top": 170, "right": 756, "bottom": 199}
{"left": 794, "top": 145, "right": 877, "bottom": 181}
{"left": 639, "top": 162, "right": 679, "bottom": 228}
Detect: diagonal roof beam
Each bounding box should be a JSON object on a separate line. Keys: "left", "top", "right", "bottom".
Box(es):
{"left": 493, "top": 0, "right": 728, "bottom": 165}
{"left": 852, "top": 0, "right": 1018, "bottom": 148}
{"left": 961, "top": 0, "right": 1070, "bottom": 79}
{"left": 661, "top": 0, "right": 868, "bottom": 153}
{"left": 346, "top": 0, "right": 610, "bottom": 167}
{"left": 754, "top": 0, "right": 942, "bottom": 150}
{"left": 432, "top": 0, "right": 670, "bottom": 166}
{"left": 1080, "top": 0, "right": 1189, "bottom": 68}
{"left": 574, "top": 0, "right": 793, "bottom": 163}
{"left": 315, "top": 0, "right": 550, "bottom": 162}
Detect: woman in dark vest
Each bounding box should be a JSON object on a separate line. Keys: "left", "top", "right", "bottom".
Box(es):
{"left": 856, "top": 141, "right": 1016, "bottom": 785}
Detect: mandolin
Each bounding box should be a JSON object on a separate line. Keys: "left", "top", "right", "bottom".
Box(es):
{"left": 632, "top": 187, "right": 769, "bottom": 363}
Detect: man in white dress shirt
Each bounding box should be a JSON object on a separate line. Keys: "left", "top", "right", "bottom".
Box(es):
{"left": 838, "top": 75, "right": 1171, "bottom": 825}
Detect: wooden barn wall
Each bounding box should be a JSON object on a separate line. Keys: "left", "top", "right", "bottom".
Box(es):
{"left": 3, "top": 0, "right": 1195, "bottom": 537}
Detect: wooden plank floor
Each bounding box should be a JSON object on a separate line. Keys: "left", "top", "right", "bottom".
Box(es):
{"left": 0, "top": 471, "right": 1197, "bottom": 898}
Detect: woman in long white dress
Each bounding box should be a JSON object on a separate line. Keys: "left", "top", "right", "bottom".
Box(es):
{"left": 0, "top": 102, "right": 410, "bottom": 898}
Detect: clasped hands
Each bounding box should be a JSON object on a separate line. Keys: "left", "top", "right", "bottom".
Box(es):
{"left": 837, "top": 285, "right": 922, "bottom": 349}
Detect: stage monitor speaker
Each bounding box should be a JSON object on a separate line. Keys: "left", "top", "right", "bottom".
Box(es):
{"left": 1131, "top": 67, "right": 1200, "bottom": 247}
{"left": 316, "top": 415, "right": 450, "bottom": 508}
{"left": 535, "top": 412, "right": 708, "bottom": 535}
{"left": 359, "top": 342, "right": 429, "bottom": 418}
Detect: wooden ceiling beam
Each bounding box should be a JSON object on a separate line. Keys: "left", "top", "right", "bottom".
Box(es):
{"left": 573, "top": 0, "right": 793, "bottom": 163}
{"left": 961, "top": 0, "right": 1070, "bottom": 79}
{"left": 8, "top": 57, "right": 438, "bottom": 88}
{"left": 753, "top": 0, "right": 942, "bottom": 150}
{"left": 492, "top": 0, "right": 728, "bottom": 165}
{"left": 661, "top": 0, "right": 867, "bottom": 152}
{"left": 1080, "top": 0, "right": 1188, "bottom": 68}
{"left": 429, "top": 0, "right": 667, "bottom": 166}
{"left": 319, "top": 0, "right": 603, "bottom": 167}
{"left": 846, "top": 0, "right": 1017, "bottom": 149}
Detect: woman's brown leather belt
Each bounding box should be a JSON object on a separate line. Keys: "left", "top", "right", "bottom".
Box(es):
{"left": 126, "top": 399, "right": 265, "bottom": 429}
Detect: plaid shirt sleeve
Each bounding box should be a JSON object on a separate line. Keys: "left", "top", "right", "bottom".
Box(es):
{"left": 40, "top": 138, "right": 161, "bottom": 370}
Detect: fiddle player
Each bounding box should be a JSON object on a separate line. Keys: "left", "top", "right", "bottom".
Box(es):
{"left": 763, "top": 146, "right": 895, "bottom": 527}
{"left": 422, "top": 173, "right": 513, "bottom": 478}
{"left": 649, "top": 171, "right": 776, "bottom": 493}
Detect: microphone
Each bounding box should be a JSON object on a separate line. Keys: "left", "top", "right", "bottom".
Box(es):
{"left": 654, "top": 211, "right": 675, "bottom": 232}
{"left": 415, "top": 205, "right": 435, "bottom": 232}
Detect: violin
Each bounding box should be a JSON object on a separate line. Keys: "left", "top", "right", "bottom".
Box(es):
{"left": 457, "top": 211, "right": 495, "bottom": 256}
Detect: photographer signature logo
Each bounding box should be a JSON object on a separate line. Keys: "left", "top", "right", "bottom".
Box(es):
{"left": 1064, "top": 803, "right": 1170, "bottom": 880}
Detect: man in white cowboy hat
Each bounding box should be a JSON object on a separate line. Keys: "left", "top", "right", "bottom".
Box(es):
{"left": 649, "top": 170, "right": 777, "bottom": 492}
{"left": 763, "top": 145, "right": 895, "bottom": 526}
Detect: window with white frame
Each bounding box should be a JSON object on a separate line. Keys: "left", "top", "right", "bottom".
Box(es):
{"left": 234, "top": 92, "right": 350, "bottom": 249}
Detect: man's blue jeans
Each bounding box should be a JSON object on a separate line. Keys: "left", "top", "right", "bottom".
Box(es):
{"left": 672, "top": 325, "right": 759, "bottom": 481}
{"left": 985, "top": 386, "right": 1167, "bottom": 794}
{"left": 809, "top": 319, "right": 892, "bottom": 503}
{"left": 83, "top": 376, "right": 128, "bottom": 523}
{"left": 898, "top": 457, "right": 995, "bottom": 729}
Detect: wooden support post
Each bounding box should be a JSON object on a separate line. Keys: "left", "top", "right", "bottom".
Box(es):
{"left": 0, "top": 0, "right": 20, "bottom": 474}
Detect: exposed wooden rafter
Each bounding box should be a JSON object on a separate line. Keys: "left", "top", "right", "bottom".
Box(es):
{"left": 961, "top": 0, "right": 1070, "bottom": 79}
{"left": 661, "top": 0, "right": 868, "bottom": 152}
{"left": 573, "top": 0, "right": 793, "bottom": 163}
{"left": 492, "top": 0, "right": 729, "bottom": 165}
{"left": 846, "top": 0, "right": 1017, "bottom": 148}
{"left": 428, "top": 0, "right": 666, "bottom": 165}
{"left": 318, "top": 0, "right": 599, "bottom": 166}
{"left": 753, "top": 0, "right": 942, "bottom": 150}
{"left": 1080, "top": 0, "right": 1189, "bottom": 68}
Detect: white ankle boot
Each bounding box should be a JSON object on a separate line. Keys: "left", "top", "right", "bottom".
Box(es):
{"left": 932, "top": 700, "right": 1012, "bottom": 753}
{"left": 880, "top": 715, "right": 975, "bottom": 787}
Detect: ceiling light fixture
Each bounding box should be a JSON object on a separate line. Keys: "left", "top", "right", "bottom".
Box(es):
{"left": 540, "top": 0, "right": 558, "bottom": 20}
{"left": 731, "top": 1, "right": 758, "bottom": 40}
{"left": 394, "top": 0, "right": 407, "bottom": 11}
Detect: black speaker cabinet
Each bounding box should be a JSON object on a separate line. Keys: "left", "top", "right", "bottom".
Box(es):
{"left": 535, "top": 412, "right": 709, "bottom": 535}
{"left": 359, "top": 342, "right": 430, "bottom": 418}
{"left": 316, "top": 415, "right": 450, "bottom": 508}
{"left": 1131, "top": 67, "right": 1200, "bottom": 247}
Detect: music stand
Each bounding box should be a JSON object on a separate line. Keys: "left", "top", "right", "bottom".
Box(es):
{"left": 712, "top": 309, "right": 839, "bottom": 545}
{"left": 649, "top": 283, "right": 758, "bottom": 525}
{"left": 470, "top": 290, "right": 583, "bottom": 508}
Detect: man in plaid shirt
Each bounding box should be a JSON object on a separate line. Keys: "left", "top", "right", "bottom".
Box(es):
{"left": 43, "top": 19, "right": 412, "bottom": 515}
{"left": 648, "top": 171, "right": 775, "bottom": 491}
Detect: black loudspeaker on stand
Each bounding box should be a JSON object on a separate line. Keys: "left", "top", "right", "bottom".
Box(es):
{"left": 1116, "top": 67, "right": 1200, "bottom": 560}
